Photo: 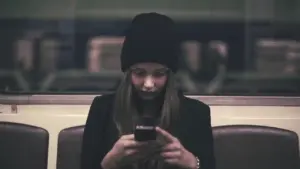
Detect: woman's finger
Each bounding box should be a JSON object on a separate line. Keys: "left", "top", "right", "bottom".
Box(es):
{"left": 162, "top": 143, "right": 181, "bottom": 152}
{"left": 156, "top": 127, "right": 176, "bottom": 143}
{"left": 124, "top": 149, "right": 139, "bottom": 156}
{"left": 123, "top": 140, "right": 148, "bottom": 148}
{"left": 120, "top": 134, "right": 135, "bottom": 140}
{"left": 161, "top": 151, "right": 181, "bottom": 159}
{"left": 164, "top": 158, "right": 178, "bottom": 165}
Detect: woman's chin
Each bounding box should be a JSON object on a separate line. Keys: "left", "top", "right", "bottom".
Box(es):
{"left": 138, "top": 92, "right": 158, "bottom": 100}
{"left": 140, "top": 95, "right": 156, "bottom": 100}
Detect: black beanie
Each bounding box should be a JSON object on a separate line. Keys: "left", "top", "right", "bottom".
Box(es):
{"left": 120, "top": 12, "right": 179, "bottom": 72}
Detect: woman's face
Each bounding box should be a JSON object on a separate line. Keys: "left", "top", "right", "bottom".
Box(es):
{"left": 130, "top": 62, "right": 169, "bottom": 100}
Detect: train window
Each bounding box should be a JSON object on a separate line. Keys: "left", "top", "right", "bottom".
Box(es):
{"left": 1, "top": 2, "right": 300, "bottom": 96}
{"left": 219, "top": 39, "right": 300, "bottom": 96}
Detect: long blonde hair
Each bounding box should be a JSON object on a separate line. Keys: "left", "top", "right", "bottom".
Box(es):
{"left": 113, "top": 70, "right": 180, "bottom": 135}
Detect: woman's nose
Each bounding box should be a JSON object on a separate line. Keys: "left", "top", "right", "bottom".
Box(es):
{"left": 143, "top": 76, "right": 155, "bottom": 90}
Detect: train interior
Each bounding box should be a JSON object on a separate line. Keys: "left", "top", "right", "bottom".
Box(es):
{"left": 1, "top": 1, "right": 300, "bottom": 169}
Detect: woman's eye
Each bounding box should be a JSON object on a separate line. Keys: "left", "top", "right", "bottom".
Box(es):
{"left": 153, "top": 71, "right": 167, "bottom": 77}
{"left": 133, "top": 70, "right": 147, "bottom": 77}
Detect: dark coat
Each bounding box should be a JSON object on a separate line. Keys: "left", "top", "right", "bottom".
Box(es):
{"left": 80, "top": 93, "right": 215, "bottom": 169}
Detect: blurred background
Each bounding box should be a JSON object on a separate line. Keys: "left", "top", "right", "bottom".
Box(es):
{"left": 0, "top": 0, "right": 300, "bottom": 96}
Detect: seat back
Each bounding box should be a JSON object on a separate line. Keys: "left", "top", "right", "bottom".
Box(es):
{"left": 213, "top": 125, "right": 300, "bottom": 169}
{"left": 0, "top": 122, "right": 49, "bottom": 169}
{"left": 56, "top": 125, "right": 85, "bottom": 169}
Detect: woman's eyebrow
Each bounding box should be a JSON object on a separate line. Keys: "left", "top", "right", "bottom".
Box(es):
{"left": 131, "top": 68, "right": 144, "bottom": 71}
{"left": 131, "top": 67, "right": 168, "bottom": 72}
{"left": 154, "top": 68, "right": 169, "bottom": 72}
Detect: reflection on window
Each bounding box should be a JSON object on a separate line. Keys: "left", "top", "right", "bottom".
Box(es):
{"left": 87, "top": 37, "right": 124, "bottom": 72}
{"left": 205, "top": 41, "right": 228, "bottom": 94}
{"left": 179, "top": 41, "right": 202, "bottom": 93}
{"left": 209, "top": 40, "right": 228, "bottom": 59}
{"left": 206, "top": 40, "right": 228, "bottom": 75}
{"left": 256, "top": 39, "right": 300, "bottom": 75}
{"left": 14, "top": 39, "right": 34, "bottom": 72}
{"left": 178, "top": 40, "right": 229, "bottom": 94}
{"left": 1, "top": 20, "right": 300, "bottom": 96}
{"left": 181, "top": 40, "right": 201, "bottom": 73}
{"left": 40, "top": 38, "right": 59, "bottom": 73}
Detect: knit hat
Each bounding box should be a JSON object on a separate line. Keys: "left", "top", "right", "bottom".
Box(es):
{"left": 120, "top": 12, "right": 179, "bottom": 72}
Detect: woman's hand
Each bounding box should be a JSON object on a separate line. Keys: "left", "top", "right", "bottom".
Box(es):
{"left": 101, "top": 134, "right": 160, "bottom": 169}
{"left": 156, "top": 127, "right": 198, "bottom": 169}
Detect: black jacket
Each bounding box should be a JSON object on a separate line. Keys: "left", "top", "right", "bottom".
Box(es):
{"left": 81, "top": 93, "right": 215, "bottom": 169}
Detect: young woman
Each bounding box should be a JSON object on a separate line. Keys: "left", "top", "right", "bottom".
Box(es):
{"left": 81, "top": 13, "right": 215, "bottom": 169}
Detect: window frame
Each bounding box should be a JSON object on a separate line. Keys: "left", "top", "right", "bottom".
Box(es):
{"left": 0, "top": 94, "right": 299, "bottom": 106}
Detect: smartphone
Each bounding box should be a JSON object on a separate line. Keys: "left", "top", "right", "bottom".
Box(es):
{"left": 134, "top": 117, "right": 157, "bottom": 141}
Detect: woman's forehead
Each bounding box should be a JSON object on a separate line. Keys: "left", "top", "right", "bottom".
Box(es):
{"left": 131, "top": 62, "right": 167, "bottom": 70}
